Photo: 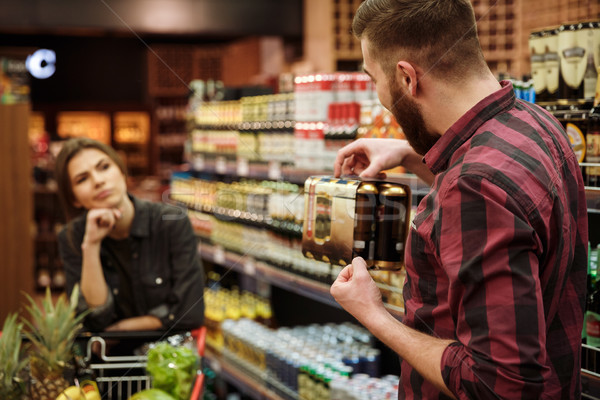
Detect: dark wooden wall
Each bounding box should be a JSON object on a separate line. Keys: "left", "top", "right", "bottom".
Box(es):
{"left": 0, "top": 104, "right": 34, "bottom": 322}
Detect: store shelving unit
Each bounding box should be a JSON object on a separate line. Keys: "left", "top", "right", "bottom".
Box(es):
{"left": 205, "top": 348, "right": 292, "bottom": 400}
{"left": 197, "top": 242, "right": 404, "bottom": 319}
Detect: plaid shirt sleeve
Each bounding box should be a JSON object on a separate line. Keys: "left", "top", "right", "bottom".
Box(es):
{"left": 436, "top": 174, "right": 550, "bottom": 399}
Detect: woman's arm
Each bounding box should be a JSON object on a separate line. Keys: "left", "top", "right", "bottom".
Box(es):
{"left": 58, "top": 221, "right": 116, "bottom": 331}
{"left": 105, "top": 315, "right": 162, "bottom": 331}
{"left": 79, "top": 208, "right": 121, "bottom": 307}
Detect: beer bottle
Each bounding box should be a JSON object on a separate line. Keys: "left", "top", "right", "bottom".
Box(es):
{"left": 558, "top": 23, "right": 585, "bottom": 101}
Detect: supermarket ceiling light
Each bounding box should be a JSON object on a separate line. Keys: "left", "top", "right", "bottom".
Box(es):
{"left": 26, "top": 49, "right": 56, "bottom": 79}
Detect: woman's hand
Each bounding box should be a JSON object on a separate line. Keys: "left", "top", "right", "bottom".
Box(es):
{"left": 82, "top": 208, "right": 122, "bottom": 246}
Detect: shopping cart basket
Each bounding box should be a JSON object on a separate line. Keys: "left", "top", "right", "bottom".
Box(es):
{"left": 80, "top": 327, "right": 206, "bottom": 400}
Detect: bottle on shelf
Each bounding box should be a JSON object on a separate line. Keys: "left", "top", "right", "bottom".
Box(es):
{"left": 586, "top": 98, "right": 600, "bottom": 187}
{"left": 584, "top": 49, "right": 598, "bottom": 102}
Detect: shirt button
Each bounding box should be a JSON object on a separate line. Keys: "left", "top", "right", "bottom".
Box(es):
{"left": 155, "top": 277, "right": 163, "bottom": 285}
{"left": 132, "top": 252, "right": 139, "bottom": 259}
{"left": 168, "top": 314, "right": 175, "bottom": 321}
{"left": 113, "top": 288, "right": 119, "bottom": 295}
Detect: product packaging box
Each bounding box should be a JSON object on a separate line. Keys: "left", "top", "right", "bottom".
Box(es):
{"left": 302, "top": 176, "right": 411, "bottom": 270}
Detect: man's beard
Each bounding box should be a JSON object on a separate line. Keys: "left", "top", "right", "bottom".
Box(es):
{"left": 389, "top": 84, "right": 439, "bottom": 156}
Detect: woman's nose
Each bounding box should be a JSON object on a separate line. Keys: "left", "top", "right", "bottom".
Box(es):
{"left": 90, "top": 171, "right": 104, "bottom": 186}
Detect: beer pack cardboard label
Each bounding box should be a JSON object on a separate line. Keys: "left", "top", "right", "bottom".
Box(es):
{"left": 302, "top": 176, "right": 360, "bottom": 265}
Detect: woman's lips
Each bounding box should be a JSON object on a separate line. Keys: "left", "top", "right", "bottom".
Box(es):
{"left": 95, "top": 189, "right": 112, "bottom": 200}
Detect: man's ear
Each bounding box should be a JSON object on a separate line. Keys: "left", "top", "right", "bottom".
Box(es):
{"left": 396, "top": 61, "right": 418, "bottom": 96}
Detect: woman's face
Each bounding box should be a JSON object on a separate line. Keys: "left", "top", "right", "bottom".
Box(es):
{"left": 67, "top": 148, "right": 128, "bottom": 210}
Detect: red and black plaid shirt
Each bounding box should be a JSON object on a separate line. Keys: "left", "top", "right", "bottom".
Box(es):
{"left": 402, "top": 81, "right": 588, "bottom": 399}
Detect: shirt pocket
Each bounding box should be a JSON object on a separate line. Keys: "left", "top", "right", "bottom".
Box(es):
{"left": 140, "top": 271, "right": 171, "bottom": 309}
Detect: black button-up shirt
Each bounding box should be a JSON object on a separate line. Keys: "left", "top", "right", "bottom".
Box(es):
{"left": 58, "top": 196, "right": 205, "bottom": 331}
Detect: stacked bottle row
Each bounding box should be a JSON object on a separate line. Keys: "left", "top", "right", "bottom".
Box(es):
{"left": 293, "top": 73, "right": 375, "bottom": 123}
{"left": 221, "top": 319, "right": 398, "bottom": 400}
{"left": 204, "top": 281, "right": 273, "bottom": 351}
{"left": 190, "top": 128, "right": 295, "bottom": 163}
{"left": 192, "top": 95, "right": 295, "bottom": 127}
{"left": 210, "top": 219, "right": 333, "bottom": 284}
{"left": 529, "top": 21, "right": 599, "bottom": 103}
{"left": 240, "top": 93, "right": 295, "bottom": 125}
{"left": 546, "top": 89, "right": 600, "bottom": 188}
{"left": 294, "top": 73, "right": 370, "bottom": 171}
{"left": 171, "top": 174, "right": 407, "bottom": 308}
{"left": 191, "top": 93, "right": 296, "bottom": 163}
{"left": 187, "top": 72, "right": 409, "bottom": 171}
{"left": 171, "top": 176, "right": 304, "bottom": 236}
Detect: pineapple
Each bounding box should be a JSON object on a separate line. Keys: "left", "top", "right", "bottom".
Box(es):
{"left": 22, "top": 285, "right": 86, "bottom": 400}
{"left": 0, "top": 313, "right": 28, "bottom": 400}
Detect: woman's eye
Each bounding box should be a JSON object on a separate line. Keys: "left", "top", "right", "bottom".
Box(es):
{"left": 75, "top": 176, "right": 87, "bottom": 184}
{"left": 100, "top": 163, "right": 110, "bottom": 170}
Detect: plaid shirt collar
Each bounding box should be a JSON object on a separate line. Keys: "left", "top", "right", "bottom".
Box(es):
{"left": 423, "top": 80, "right": 516, "bottom": 174}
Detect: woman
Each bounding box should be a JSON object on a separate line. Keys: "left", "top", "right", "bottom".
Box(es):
{"left": 55, "top": 137, "right": 204, "bottom": 332}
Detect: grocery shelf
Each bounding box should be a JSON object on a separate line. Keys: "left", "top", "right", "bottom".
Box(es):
{"left": 190, "top": 154, "right": 326, "bottom": 185}
{"left": 197, "top": 242, "right": 404, "bottom": 320}
{"left": 198, "top": 242, "right": 339, "bottom": 309}
{"left": 583, "top": 344, "right": 600, "bottom": 399}
{"left": 583, "top": 370, "right": 600, "bottom": 400}
{"left": 187, "top": 154, "right": 432, "bottom": 197}
{"left": 204, "top": 347, "right": 291, "bottom": 400}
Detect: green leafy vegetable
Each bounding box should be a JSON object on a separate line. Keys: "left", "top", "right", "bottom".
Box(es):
{"left": 146, "top": 342, "right": 198, "bottom": 400}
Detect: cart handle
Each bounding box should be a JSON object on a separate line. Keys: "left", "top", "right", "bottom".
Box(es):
{"left": 191, "top": 326, "right": 206, "bottom": 357}
{"left": 189, "top": 371, "right": 205, "bottom": 400}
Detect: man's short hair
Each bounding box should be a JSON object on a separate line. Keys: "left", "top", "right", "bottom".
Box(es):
{"left": 353, "top": 0, "right": 487, "bottom": 81}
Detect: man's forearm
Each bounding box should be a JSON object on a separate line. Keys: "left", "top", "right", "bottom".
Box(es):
{"left": 402, "top": 151, "right": 435, "bottom": 186}
{"left": 366, "top": 309, "right": 456, "bottom": 398}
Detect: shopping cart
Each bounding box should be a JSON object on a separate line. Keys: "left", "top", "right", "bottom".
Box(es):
{"left": 81, "top": 327, "right": 206, "bottom": 400}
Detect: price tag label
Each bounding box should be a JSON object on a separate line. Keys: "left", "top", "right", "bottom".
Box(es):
{"left": 268, "top": 161, "right": 282, "bottom": 180}
{"left": 192, "top": 154, "right": 205, "bottom": 171}
{"left": 214, "top": 245, "right": 225, "bottom": 265}
{"left": 237, "top": 157, "right": 250, "bottom": 177}
{"left": 215, "top": 156, "right": 227, "bottom": 174}
{"left": 243, "top": 257, "right": 256, "bottom": 276}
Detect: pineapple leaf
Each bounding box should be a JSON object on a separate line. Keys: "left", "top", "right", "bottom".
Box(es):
{"left": 21, "top": 284, "right": 87, "bottom": 380}
{"left": 0, "top": 313, "right": 28, "bottom": 400}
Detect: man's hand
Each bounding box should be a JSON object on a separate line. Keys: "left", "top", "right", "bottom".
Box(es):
{"left": 333, "top": 138, "right": 435, "bottom": 185}
{"left": 82, "top": 208, "right": 122, "bottom": 246}
{"left": 330, "top": 257, "right": 387, "bottom": 325}
{"left": 334, "top": 138, "right": 412, "bottom": 178}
